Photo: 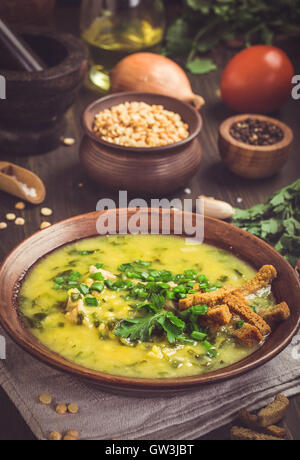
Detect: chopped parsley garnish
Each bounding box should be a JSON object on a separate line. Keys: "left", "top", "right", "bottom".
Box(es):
{"left": 114, "top": 310, "right": 185, "bottom": 344}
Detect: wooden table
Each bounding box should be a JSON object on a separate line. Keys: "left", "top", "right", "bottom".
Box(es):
{"left": 0, "top": 4, "right": 299, "bottom": 441}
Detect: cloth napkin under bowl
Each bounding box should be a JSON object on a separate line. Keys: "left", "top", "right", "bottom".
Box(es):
{"left": 1, "top": 326, "right": 300, "bottom": 440}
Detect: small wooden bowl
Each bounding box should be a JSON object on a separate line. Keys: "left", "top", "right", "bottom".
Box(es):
{"left": 80, "top": 92, "right": 203, "bottom": 194}
{"left": 0, "top": 209, "right": 299, "bottom": 396}
{"left": 219, "top": 114, "right": 294, "bottom": 179}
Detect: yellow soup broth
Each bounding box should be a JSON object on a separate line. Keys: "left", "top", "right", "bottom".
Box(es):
{"left": 19, "top": 235, "right": 273, "bottom": 378}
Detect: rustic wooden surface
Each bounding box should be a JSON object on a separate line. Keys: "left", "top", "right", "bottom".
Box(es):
{"left": 0, "top": 3, "right": 299, "bottom": 441}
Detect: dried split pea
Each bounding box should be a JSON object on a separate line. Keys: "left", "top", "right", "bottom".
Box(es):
{"left": 6, "top": 213, "right": 16, "bottom": 221}
{"left": 66, "top": 430, "right": 79, "bottom": 439}
{"left": 49, "top": 431, "right": 62, "bottom": 441}
{"left": 39, "top": 394, "right": 52, "bottom": 405}
{"left": 62, "top": 137, "right": 75, "bottom": 146}
{"left": 56, "top": 404, "right": 67, "bottom": 415}
{"left": 15, "top": 217, "right": 25, "bottom": 226}
{"left": 40, "top": 222, "right": 51, "bottom": 230}
{"left": 41, "top": 208, "right": 53, "bottom": 217}
{"left": 15, "top": 202, "right": 26, "bottom": 210}
{"left": 68, "top": 403, "right": 79, "bottom": 414}
{"left": 0, "top": 222, "right": 7, "bottom": 230}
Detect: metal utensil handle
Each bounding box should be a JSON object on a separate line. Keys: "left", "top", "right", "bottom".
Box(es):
{"left": 0, "top": 19, "right": 45, "bottom": 72}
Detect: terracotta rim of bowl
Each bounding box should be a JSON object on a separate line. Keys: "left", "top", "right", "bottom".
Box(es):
{"left": 82, "top": 92, "right": 203, "bottom": 154}
{"left": 219, "top": 114, "right": 294, "bottom": 152}
{"left": 0, "top": 209, "right": 299, "bottom": 393}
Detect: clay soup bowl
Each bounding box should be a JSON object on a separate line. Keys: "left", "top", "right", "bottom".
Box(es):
{"left": 0, "top": 209, "right": 299, "bottom": 396}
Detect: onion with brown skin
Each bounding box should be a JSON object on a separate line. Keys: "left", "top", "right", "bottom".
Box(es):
{"left": 110, "top": 53, "right": 205, "bottom": 111}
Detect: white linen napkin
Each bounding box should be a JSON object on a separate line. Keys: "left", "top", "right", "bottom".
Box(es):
{"left": 1, "top": 326, "right": 300, "bottom": 440}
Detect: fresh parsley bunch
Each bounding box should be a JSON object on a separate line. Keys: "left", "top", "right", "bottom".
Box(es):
{"left": 233, "top": 179, "right": 300, "bottom": 266}
{"left": 164, "top": 0, "right": 300, "bottom": 74}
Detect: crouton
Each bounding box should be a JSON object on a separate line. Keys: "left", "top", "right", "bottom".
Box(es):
{"left": 238, "top": 265, "right": 277, "bottom": 297}
{"left": 178, "top": 265, "right": 277, "bottom": 311}
{"left": 224, "top": 292, "right": 271, "bottom": 336}
{"left": 231, "top": 426, "right": 285, "bottom": 441}
{"left": 233, "top": 323, "right": 263, "bottom": 347}
{"left": 258, "top": 302, "right": 290, "bottom": 325}
{"left": 202, "top": 304, "right": 232, "bottom": 329}
{"left": 178, "top": 286, "right": 235, "bottom": 311}
{"left": 257, "top": 394, "right": 289, "bottom": 428}
{"left": 239, "top": 409, "right": 287, "bottom": 438}
{"left": 239, "top": 409, "right": 259, "bottom": 429}
{"left": 264, "top": 425, "right": 287, "bottom": 439}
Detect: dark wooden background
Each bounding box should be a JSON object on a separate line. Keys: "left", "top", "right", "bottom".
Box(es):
{"left": 0, "top": 3, "right": 299, "bottom": 440}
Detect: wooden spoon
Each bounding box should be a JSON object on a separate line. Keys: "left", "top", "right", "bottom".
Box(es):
{"left": 0, "top": 161, "right": 46, "bottom": 204}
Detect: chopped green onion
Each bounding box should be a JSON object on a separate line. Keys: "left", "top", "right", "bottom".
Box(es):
{"left": 105, "top": 280, "right": 114, "bottom": 289}
{"left": 91, "top": 282, "right": 105, "bottom": 293}
{"left": 203, "top": 340, "right": 214, "bottom": 350}
{"left": 236, "top": 320, "right": 245, "bottom": 330}
{"left": 203, "top": 340, "right": 218, "bottom": 357}
{"left": 191, "top": 331, "right": 207, "bottom": 341}
{"left": 90, "top": 272, "right": 104, "bottom": 281}
{"left": 192, "top": 305, "right": 208, "bottom": 316}
{"left": 84, "top": 297, "right": 99, "bottom": 307}
{"left": 67, "top": 281, "right": 78, "bottom": 286}
{"left": 71, "top": 293, "right": 80, "bottom": 302}
{"left": 177, "top": 336, "right": 196, "bottom": 345}
{"left": 69, "top": 272, "right": 81, "bottom": 281}
{"left": 79, "top": 250, "right": 97, "bottom": 256}
{"left": 197, "top": 274, "right": 208, "bottom": 283}
{"left": 78, "top": 284, "right": 90, "bottom": 295}
{"left": 54, "top": 277, "right": 65, "bottom": 284}
{"left": 52, "top": 284, "right": 61, "bottom": 291}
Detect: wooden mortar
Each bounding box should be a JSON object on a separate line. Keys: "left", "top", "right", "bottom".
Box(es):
{"left": 0, "top": 28, "right": 88, "bottom": 155}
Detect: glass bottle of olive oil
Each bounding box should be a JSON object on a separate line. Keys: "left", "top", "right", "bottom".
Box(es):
{"left": 80, "top": 0, "right": 165, "bottom": 92}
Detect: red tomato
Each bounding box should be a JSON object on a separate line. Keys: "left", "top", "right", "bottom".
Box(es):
{"left": 221, "top": 45, "right": 295, "bottom": 113}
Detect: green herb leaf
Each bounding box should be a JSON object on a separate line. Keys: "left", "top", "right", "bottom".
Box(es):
{"left": 186, "top": 57, "right": 217, "bottom": 74}
{"left": 114, "top": 310, "right": 185, "bottom": 344}
{"left": 233, "top": 179, "right": 300, "bottom": 266}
